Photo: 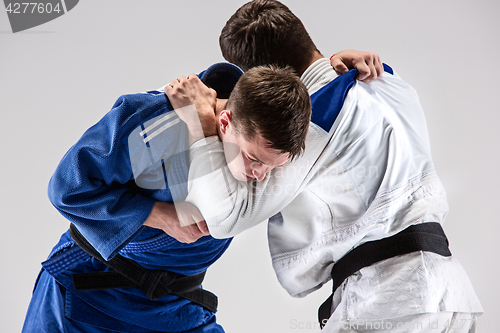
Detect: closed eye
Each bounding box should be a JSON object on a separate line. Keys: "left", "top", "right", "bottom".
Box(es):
{"left": 246, "top": 154, "right": 263, "bottom": 164}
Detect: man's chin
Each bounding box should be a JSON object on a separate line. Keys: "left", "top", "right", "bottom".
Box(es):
{"left": 244, "top": 174, "right": 255, "bottom": 182}
{"left": 229, "top": 171, "right": 255, "bottom": 182}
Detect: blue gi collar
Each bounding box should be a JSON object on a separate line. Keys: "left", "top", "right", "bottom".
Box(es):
{"left": 198, "top": 62, "right": 244, "bottom": 98}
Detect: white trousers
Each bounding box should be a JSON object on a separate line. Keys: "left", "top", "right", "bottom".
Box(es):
{"left": 322, "top": 312, "right": 482, "bottom": 333}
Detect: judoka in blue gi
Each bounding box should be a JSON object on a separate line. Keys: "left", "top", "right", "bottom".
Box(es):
{"left": 22, "top": 63, "right": 314, "bottom": 332}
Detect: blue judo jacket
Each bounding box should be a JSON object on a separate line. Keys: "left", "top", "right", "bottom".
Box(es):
{"left": 38, "top": 63, "right": 243, "bottom": 332}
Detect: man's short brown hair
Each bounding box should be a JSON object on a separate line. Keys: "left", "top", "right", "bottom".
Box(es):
{"left": 220, "top": 0, "right": 320, "bottom": 72}
{"left": 227, "top": 65, "right": 311, "bottom": 160}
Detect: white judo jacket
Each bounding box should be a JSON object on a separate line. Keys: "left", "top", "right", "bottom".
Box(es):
{"left": 186, "top": 58, "right": 483, "bottom": 321}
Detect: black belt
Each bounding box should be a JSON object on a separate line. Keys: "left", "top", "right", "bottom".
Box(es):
{"left": 69, "top": 224, "right": 218, "bottom": 313}
{"left": 318, "top": 222, "right": 451, "bottom": 329}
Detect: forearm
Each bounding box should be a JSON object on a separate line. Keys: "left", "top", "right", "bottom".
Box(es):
{"left": 172, "top": 104, "right": 214, "bottom": 146}
{"left": 166, "top": 75, "right": 218, "bottom": 144}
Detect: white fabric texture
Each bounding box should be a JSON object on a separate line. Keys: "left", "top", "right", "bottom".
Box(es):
{"left": 185, "top": 58, "right": 483, "bottom": 322}
{"left": 323, "top": 311, "right": 481, "bottom": 333}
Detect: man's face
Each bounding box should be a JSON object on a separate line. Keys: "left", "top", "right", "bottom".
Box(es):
{"left": 221, "top": 125, "right": 290, "bottom": 182}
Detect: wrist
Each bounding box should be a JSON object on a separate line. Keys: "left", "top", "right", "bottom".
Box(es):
{"left": 199, "top": 115, "right": 217, "bottom": 137}
{"left": 201, "top": 125, "right": 217, "bottom": 137}
{"left": 144, "top": 201, "right": 173, "bottom": 229}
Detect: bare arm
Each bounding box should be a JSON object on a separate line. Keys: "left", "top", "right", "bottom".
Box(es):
{"left": 166, "top": 75, "right": 217, "bottom": 145}
{"left": 143, "top": 201, "right": 210, "bottom": 243}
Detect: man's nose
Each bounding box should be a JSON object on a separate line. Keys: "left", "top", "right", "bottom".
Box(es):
{"left": 252, "top": 165, "right": 272, "bottom": 181}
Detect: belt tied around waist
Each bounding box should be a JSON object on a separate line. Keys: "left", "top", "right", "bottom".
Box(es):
{"left": 69, "top": 224, "right": 218, "bottom": 313}
{"left": 318, "top": 222, "right": 452, "bottom": 329}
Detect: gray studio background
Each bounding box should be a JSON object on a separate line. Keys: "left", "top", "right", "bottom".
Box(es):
{"left": 1, "top": 0, "right": 498, "bottom": 332}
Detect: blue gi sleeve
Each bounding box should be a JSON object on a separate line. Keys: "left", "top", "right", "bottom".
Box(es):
{"left": 48, "top": 95, "right": 161, "bottom": 260}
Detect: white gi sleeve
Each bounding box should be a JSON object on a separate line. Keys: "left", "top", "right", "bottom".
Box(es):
{"left": 185, "top": 127, "right": 329, "bottom": 238}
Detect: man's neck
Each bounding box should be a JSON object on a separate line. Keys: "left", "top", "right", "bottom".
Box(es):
{"left": 215, "top": 98, "right": 228, "bottom": 114}
{"left": 296, "top": 50, "right": 324, "bottom": 76}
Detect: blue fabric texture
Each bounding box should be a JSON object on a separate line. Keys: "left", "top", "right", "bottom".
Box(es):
{"left": 310, "top": 64, "right": 393, "bottom": 133}
{"left": 310, "top": 69, "right": 358, "bottom": 132}
{"left": 23, "top": 270, "right": 224, "bottom": 333}
{"left": 24, "top": 62, "right": 243, "bottom": 332}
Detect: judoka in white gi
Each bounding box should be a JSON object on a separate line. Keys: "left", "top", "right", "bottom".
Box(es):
{"left": 164, "top": 1, "right": 483, "bottom": 332}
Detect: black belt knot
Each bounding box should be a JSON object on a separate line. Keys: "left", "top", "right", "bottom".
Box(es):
{"left": 68, "top": 224, "right": 217, "bottom": 312}
{"left": 141, "top": 270, "right": 173, "bottom": 300}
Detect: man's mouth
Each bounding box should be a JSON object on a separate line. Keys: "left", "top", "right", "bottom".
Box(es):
{"left": 244, "top": 173, "right": 255, "bottom": 181}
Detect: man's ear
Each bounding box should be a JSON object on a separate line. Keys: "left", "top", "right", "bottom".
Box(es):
{"left": 219, "top": 109, "right": 232, "bottom": 135}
